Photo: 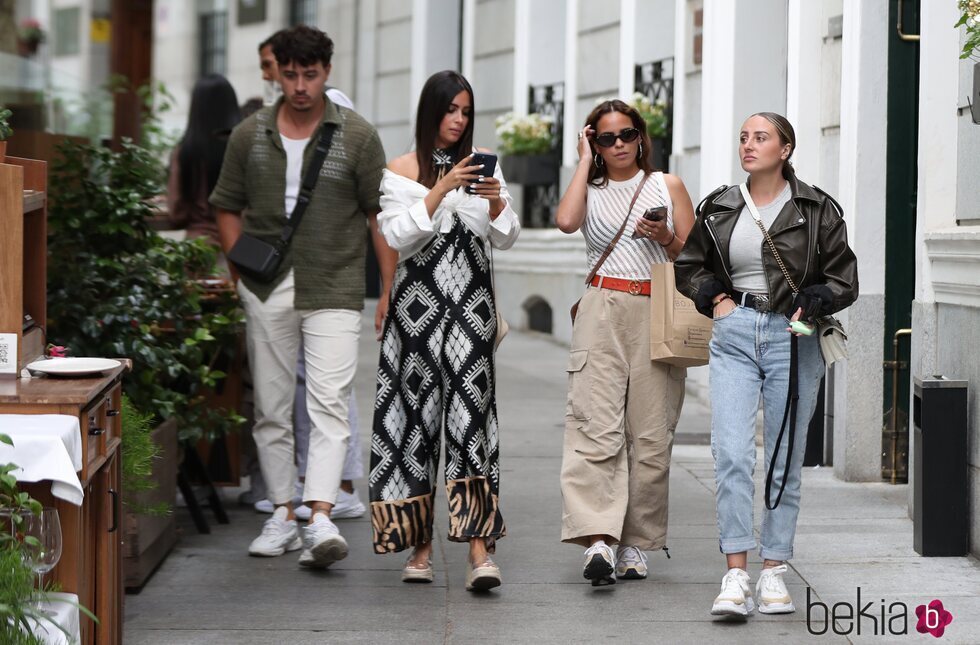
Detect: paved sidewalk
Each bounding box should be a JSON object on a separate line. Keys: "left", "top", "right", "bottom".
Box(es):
{"left": 124, "top": 308, "right": 980, "bottom": 644}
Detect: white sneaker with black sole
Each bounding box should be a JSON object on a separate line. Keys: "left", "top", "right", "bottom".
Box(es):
{"left": 711, "top": 567, "right": 755, "bottom": 616}
{"left": 298, "top": 513, "right": 349, "bottom": 569}
{"left": 248, "top": 507, "right": 302, "bottom": 557}
{"left": 582, "top": 541, "right": 616, "bottom": 586}
{"left": 756, "top": 564, "right": 796, "bottom": 614}
{"left": 615, "top": 544, "right": 648, "bottom": 580}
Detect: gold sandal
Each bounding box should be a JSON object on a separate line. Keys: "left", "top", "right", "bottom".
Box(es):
{"left": 465, "top": 556, "right": 501, "bottom": 591}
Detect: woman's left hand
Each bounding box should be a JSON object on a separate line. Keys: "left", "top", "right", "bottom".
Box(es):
{"left": 634, "top": 217, "right": 671, "bottom": 245}
{"left": 469, "top": 175, "right": 505, "bottom": 219}
{"left": 786, "top": 306, "right": 812, "bottom": 336}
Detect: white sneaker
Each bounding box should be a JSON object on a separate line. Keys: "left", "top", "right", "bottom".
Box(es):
{"left": 248, "top": 507, "right": 302, "bottom": 557}
{"left": 582, "top": 541, "right": 616, "bottom": 586}
{"left": 331, "top": 489, "right": 366, "bottom": 519}
{"left": 711, "top": 568, "right": 755, "bottom": 616}
{"left": 615, "top": 545, "right": 648, "bottom": 580}
{"left": 756, "top": 564, "right": 796, "bottom": 614}
{"left": 298, "top": 513, "right": 349, "bottom": 569}
{"left": 294, "top": 504, "right": 312, "bottom": 521}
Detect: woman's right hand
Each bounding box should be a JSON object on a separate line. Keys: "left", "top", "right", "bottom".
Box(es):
{"left": 713, "top": 296, "right": 737, "bottom": 319}
{"left": 577, "top": 126, "right": 594, "bottom": 163}
{"left": 435, "top": 154, "right": 484, "bottom": 195}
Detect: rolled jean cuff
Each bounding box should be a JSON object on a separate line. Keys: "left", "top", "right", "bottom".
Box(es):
{"left": 759, "top": 546, "right": 793, "bottom": 561}
{"left": 719, "top": 536, "right": 757, "bottom": 554}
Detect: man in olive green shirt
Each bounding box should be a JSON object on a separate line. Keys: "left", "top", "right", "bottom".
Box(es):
{"left": 211, "top": 26, "right": 395, "bottom": 569}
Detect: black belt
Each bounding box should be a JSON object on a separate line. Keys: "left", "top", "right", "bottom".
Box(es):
{"left": 731, "top": 289, "right": 773, "bottom": 313}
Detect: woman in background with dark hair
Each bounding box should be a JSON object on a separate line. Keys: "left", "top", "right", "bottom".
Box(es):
{"left": 167, "top": 74, "right": 241, "bottom": 250}
{"left": 555, "top": 99, "right": 695, "bottom": 587}
{"left": 370, "top": 70, "right": 520, "bottom": 591}
{"left": 675, "top": 113, "right": 857, "bottom": 617}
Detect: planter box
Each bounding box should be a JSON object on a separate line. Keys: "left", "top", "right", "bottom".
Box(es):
{"left": 500, "top": 154, "right": 559, "bottom": 186}
{"left": 123, "top": 417, "right": 178, "bottom": 592}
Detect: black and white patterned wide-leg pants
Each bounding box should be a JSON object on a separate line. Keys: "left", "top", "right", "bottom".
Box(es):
{"left": 370, "top": 217, "right": 506, "bottom": 554}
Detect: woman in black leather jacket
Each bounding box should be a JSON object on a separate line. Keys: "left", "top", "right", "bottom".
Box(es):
{"left": 675, "top": 112, "right": 857, "bottom": 618}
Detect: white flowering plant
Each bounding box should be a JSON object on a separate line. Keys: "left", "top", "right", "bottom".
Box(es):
{"left": 957, "top": 0, "right": 980, "bottom": 60}
{"left": 495, "top": 112, "right": 556, "bottom": 156}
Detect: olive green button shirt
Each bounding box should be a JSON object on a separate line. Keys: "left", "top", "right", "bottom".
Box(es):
{"left": 209, "top": 96, "right": 386, "bottom": 310}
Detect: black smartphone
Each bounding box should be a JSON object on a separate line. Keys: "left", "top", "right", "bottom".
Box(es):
{"left": 632, "top": 206, "right": 668, "bottom": 238}
{"left": 466, "top": 152, "right": 497, "bottom": 194}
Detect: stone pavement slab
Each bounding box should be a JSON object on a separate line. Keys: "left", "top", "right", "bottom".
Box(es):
{"left": 124, "top": 309, "right": 980, "bottom": 644}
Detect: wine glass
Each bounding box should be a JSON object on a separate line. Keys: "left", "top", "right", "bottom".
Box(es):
{"left": 20, "top": 508, "right": 63, "bottom": 612}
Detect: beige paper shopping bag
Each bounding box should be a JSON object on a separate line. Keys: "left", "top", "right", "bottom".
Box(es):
{"left": 649, "top": 262, "right": 712, "bottom": 367}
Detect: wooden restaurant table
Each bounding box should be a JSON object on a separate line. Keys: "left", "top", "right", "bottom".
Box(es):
{"left": 0, "top": 363, "right": 127, "bottom": 645}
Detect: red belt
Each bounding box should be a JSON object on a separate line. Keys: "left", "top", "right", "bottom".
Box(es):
{"left": 590, "top": 275, "right": 651, "bottom": 296}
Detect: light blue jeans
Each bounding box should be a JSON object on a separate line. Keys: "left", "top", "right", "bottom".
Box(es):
{"left": 709, "top": 305, "right": 824, "bottom": 561}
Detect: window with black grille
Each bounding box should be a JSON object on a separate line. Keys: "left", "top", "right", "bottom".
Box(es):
{"left": 289, "top": 0, "right": 317, "bottom": 26}
{"left": 199, "top": 11, "right": 228, "bottom": 76}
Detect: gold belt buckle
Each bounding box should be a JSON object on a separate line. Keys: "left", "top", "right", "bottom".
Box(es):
{"left": 627, "top": 280, "right": 642, "bottom": 296}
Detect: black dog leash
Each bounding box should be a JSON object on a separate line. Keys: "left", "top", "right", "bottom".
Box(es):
{"left": 764, "top": 333, "right": 799, "bottom": 510}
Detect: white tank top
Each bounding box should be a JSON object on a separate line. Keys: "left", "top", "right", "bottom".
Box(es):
{"left": 282, "top": 134, "right": 311, "bottom": 216}
{"left": 583, "top": 170, "right": 674, "bottom": 280}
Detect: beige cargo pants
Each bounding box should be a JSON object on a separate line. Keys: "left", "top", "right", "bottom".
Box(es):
{"left": 560, "top": 286, "right": 686, "bottom": 549}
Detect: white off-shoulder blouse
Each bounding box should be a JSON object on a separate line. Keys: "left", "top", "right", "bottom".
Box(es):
{"left": 377, "top": 164, "right": 521, "bottom": 261}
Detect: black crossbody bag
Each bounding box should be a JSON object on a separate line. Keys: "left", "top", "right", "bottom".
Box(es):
{"left": 228, "top": 123, "right": 337, "bottom": 282}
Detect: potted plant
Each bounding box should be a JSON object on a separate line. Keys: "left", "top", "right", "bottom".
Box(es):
{"left": 0, "top": 106, "right": 12, "bottom": 161}
{"left": 17, "top": 19, "right": 46, "bottom": 57}
{"left": 624, "top": 92, "right": 669, "bottom": 169}
{"left": 44, "top": 84, "right": 244, "bottom": 588}
{"left": 496, "top": 112, "right": 559, "bottom": 186}
{"left": 957, "top": 0, "right": 980, "bottom": 124}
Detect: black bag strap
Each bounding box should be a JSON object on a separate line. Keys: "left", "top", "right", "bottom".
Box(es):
{"left": 277, "top": 122, "right": 337, "bottom": 249}
{"left": 765, "top": 334, "right": 799, "bottom": 510}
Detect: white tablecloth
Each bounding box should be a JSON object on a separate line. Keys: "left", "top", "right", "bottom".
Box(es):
{"left": 27, "top": 592, "right": 81, "bottom": 645}
{"left": 0, "top": 414, "right": 84, "bottom": 505}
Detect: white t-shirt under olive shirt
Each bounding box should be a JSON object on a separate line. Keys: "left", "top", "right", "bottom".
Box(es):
{"left": 729, "top": 181, "right": 792, "bottom": 294}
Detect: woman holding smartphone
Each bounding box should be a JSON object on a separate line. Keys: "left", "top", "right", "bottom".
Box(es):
{"left": 675, "top": 113, "right": 857, "bottom": 616}
{"left": 370, "top": 70, "right": 520, "bottom": 591}
{"left": 555, "top": 99, "right": 695, "bottom": 586}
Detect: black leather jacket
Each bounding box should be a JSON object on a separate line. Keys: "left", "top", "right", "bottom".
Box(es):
{"left": 675, "top": 174, "right": 859, "bottom": 320}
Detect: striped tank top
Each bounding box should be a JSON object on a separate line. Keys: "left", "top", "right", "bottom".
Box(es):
{"left": 583, "top": 170, "right": 674, "bottom": 280}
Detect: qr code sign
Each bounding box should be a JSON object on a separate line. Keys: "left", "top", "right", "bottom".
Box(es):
{"left": 0, "top": 333, "right": 16, "bottom": 374}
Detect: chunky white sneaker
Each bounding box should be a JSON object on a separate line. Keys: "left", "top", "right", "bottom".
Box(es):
{"left": 615, "top": 545, "right": 649, "bottom": 580}
{"left": 294, "top": 504, "right": 312, "bottom": 521}
{"left": 711, "top": 568, "right": 756, "bottom": 616}
{"left": 298, "top": 513, "right": 349, "bottom": 569}
{"left": 248, "top": 507, "right": 302, "bottom": 557}
{"left": 582, "top": 541, "right": 616, "bottom": 586}
{"left": 756, "top": 564, "right": 796, "bottom": 614}
{"left": 331, "top": 489, "right": 367, "bottom": 519}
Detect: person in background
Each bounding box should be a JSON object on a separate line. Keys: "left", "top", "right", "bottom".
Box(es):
{"left": 166, "top": 74, "right": 241, "bottom": 251}
{"left": 371, "top": 70, "right": 519, "bottom": 591}
{"left": 674, "top": 112, "right": 858, "bottom": 617}
{"left": 554, "top": 99, "right": 695, "bottom": 586}
{"left": 212, "top": 26, "right": 393, "bottom": 568}
{"left": 245, "top": 31, "right": 368, "bottom": 522}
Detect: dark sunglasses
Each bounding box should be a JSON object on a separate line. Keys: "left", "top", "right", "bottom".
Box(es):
{"left": 594, "top": 127, "right": 641, "bottom": 148}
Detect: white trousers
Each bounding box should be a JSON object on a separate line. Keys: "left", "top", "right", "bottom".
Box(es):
{"left": 238, "top": 272, "right": 360, "bottom": 506}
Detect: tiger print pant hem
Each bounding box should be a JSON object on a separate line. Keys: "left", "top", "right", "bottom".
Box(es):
{"left": 371, "top": 476, "right": 506, "bottom": 554}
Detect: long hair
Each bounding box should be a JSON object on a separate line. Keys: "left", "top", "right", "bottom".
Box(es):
{"left": 177, "top": 75, "right": 241, "bottom": 203}
{"left": 585, "top": 99, "right": 655, "bottom": 188}
{"left": 414, "top": 71, "right": 475, "bottom": 189}
{"left": 750, "top": 111, "right": 797, "bottom": 179}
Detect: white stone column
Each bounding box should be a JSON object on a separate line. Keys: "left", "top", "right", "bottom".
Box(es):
{"left": 354, "top": 0, "right": 378, "bottom": 123}
{"left": 833, "top": 0, "right": 889, "bottom": 482}
{"left": 618, "top": 0, "right": 637, "bottom": 99}
{"left": 785, "top": 0, "right": 823, "bottom": 178}
{"left": 562, "top": 0, "right": 579, "bottom": 167}
{"left": 462, "top": 0, "right": 476, "bottom": 80}
{"left": 513, "top": 0, "right": 531, "bottom": 116}
{"left": 698, "top": 0, "right": 737, "bottom": 191}
{"left": 671, "top": 0, "right": 688, "bottom": 168}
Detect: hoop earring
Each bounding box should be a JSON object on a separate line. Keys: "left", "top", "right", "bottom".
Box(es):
{"left": 593, "top": 153, "right": 604, "bottom": 168}
{"left": 638, "top": 141, "right": 644, "bottom": 159}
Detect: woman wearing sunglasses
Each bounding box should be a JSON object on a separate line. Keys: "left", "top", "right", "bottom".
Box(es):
{"left": 555, "top": 99, "right": 695, "bottom": 586}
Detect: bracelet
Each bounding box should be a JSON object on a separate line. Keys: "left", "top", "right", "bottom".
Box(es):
{"left": 713, "top": 295, "right": 732, "bottom": 306}
{"left": 658, "top": 229, "right": 676, "bottom": 247}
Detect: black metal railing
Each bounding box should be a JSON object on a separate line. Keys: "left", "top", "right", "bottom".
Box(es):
{"left": 634, "top": 58, "right": 674, "bottom": 171}
{"left": 522, "top": 82, "right": 564, "bottom": 228}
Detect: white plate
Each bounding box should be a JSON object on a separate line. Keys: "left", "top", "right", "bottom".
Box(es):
{"left": 26, "top": 357, "right": 122, "bottom": 377}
